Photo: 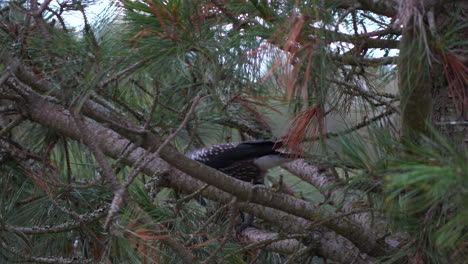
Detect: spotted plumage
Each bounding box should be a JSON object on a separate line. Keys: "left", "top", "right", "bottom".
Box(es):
{"left": 186, "top": 140, "right": 295, "bottom": 184}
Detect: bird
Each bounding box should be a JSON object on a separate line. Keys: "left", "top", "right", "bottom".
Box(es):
{"left": 186, "top": 140, "right": 297, "bottom": 184}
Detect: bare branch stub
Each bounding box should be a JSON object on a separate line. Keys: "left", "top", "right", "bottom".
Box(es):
{"left": 0, "top": 115, "right": 24, "bottom": 138}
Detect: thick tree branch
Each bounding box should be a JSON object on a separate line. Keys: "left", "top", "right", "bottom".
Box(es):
{"left": 282, "top": 161, "right": 342, "bottom": 199}
{"left": 236, "top": 228, "right": 306, "bottom": 255}
{"left": 168, "top": 170, "right": 376, "bottom": 263}
{"left": 282, "top": 161, "right": 390, "bottom": 237}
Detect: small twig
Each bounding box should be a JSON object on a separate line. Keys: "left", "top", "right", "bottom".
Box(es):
{"left": 1, "top": 206, "right": 109, "bottom": 235}
{"left": 144, "top": 83, "right": 160, "bottom": 129}
{"left": 46, "top": 7, "right": 68, "bottom": 32}
{"left": 154, "top": 94, "right": 201, "bottom": 155}
{"left": 133, "top": 92, "right": 200, "bottom": 181}
{"left": 0, "top": 92, "right": 22, "bottom": 101}
{"left": 360, "top": 13, "right": 392, "bottom": 28}
{"left": 71, "top": 111, "right": 120, "bottom": 191}
{"left": 332, "top": 55, "right": 397, "bottom": 66}
{"left": 14, "top": 194, "right": 44, "bottom": 206}
{"left": 184, "top": 203, "right": 231, "bottom": 247}
{"left": 62, "top": 137, "right": 72, "bottom": 186}
{"left": 130, "top": 79, "right": 153, "bottom": 96}
{"left": 201, "top": 197, "right": 238, "bottom": 264}
{"left": 211, "top": 0, "right": 241, "bottom": 26}
{"left": 86, "top": 93, "right": 143, "bottom": 129}
{"left": 184, "top": 120, "right": 205, "bottom": 151}
{"left": 132, "top": 202, "right": 197, "bottom": 264}
{"left": 176, "top": 184, "right": 209, "bottom": 205}
{"left": 335, "top": 10, "right": 352, "bottom": 32}
{"left": 351, "top": 10, "right": 359, "bottom": 36}
{"left": 44, "top": 191, "right": 105, "bottom": 248}
{"left": 111, "top": 140, "right": 140, "bottom": 169}
{"left": 435, "top": 121, "right": 468, "bottom": 126}
{"left": 103, "top": 187, "right": 127, "bottom": 231}
{"left": 304, "top": 109, "right": 396, "bottom": 141}
{"left": 100, "top": 59, "right": 150, "bottom": 88}
{"left": 357, "top": 27, "right": 400, "bottom": 38}
{"left": 104, "top": 95, "right": 201, "bottom": 231}
{"left": 283, "top": 244, "right": 314, "bottom": 264}
{"left": 0, "top": 116, "right": 24, "bottom": 138}
{"left": 0, "top": 239, "right": 96, "bottom": 264}
{"left": 105, "top": 145, "right": 160, "bottom": 230}
{"left": 109, "top": 96, "right": 147, "bottom": 123}
{"left": 130, "top": 80, "right": 180, "bottom": 114}
{"left": 330, "top": 78, "right": 398, "bottom": 100}
{"left": 0, "top": 105, "right": 17, "bottom": 114}
{"left": 77, "top": 2, "right": 99, "bottom": 55}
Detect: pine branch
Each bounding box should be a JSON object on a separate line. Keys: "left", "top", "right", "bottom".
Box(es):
{"left": 71, "top": 111, "right": 120, "bottom": 191}
{"left": 154, "top": 94, "right": 201, "bottom": 156}
{"left": 184, "top": 203, "right": 230, "bottom": 247}
{"left": 132, "top": 202, "right": 197, "bottom": 264}
{"left": 332, "top": 55, "right": 397, "bottom": 66}
{"left": 200, "top": 197, "right": 238, "bottom": 264}
{"left": 104, "top": 94, "right": 201, "bottom": 230}
{"left": 318, "top": 26, "right": 400, "bottom": 49}
{"left": 168, "top": 169, "right": 378, "bottom": 263}
{"left": 329, "top": 78, "right": 397, "bottom": 100}
{"left": 332, "top": 0, "right": 399, "bottom": 17}
{"left": 304, "top": 109, "right": 396, "bottom": 141}
{"left": 176, "top": 183, "right": 209, "bottom": 206}
{"left": 1, "top": 206, "right": 109, "bottom": 235}
{"left": 1, "top": 244, "right": 96, "bottom": 263}
{"left": 100, "top": 59, "right": 150, "bottom": 88}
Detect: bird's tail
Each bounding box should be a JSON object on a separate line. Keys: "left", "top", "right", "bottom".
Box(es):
{"left": 273, "top": 140, "right": 310, "bottom": 160}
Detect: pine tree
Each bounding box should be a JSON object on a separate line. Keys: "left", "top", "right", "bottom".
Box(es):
{"left": 0, "top": 0, "right": 466, "bottom": 263}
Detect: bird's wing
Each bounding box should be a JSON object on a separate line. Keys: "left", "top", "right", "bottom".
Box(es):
{"left": 187, "top": 140, "right": 283, "bottom": 169}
